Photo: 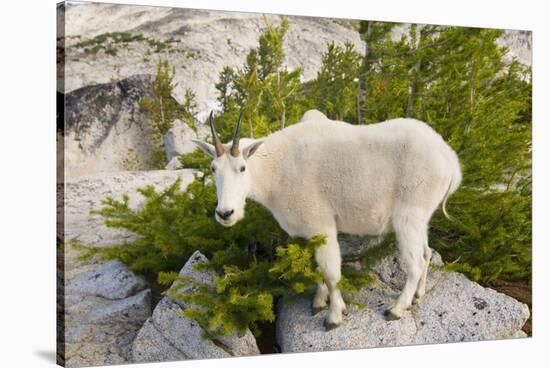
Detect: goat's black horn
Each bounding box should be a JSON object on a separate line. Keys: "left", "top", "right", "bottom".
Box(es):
{"left": 230, "top": 110, "right": 243, "bottom": 157}
{"left": 209, "top": 111, "right": 225, "bottom": 157}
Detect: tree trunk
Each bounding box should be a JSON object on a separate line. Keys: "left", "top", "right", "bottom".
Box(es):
{"left": 469, "top": 62, "right": 476, "bottom": 118}
{"left": 248, "top": 118, "right": 254, "bottom": 138}
{"left": 157, "top": 95, "right": 166, "bottom": 146}
{"left": 357, "top": 21, "right": 374, "bottom": 125}
{"left": 356, "top": 85, "right": 362, "bottom": 124}
{"left": 159, "top": 96, "right": 165, "bottom": 130}
{"left": 468, "top": 39, "right": 482, "bottom": 123}
{"left": 406, "top": 60, "right": 421, "bottom": 117}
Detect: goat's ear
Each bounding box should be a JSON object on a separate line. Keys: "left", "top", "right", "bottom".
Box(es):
{"left": 243, "top": 140, "right": 264, "bottom": 159}
{"left": 192, "top": 140, "right": 217, "bottom": 158}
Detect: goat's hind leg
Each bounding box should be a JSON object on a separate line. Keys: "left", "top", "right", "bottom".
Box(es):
{"left": 413, "top": 243, "right": 431, "bottom": 305}
{"left": 385, "top": 215, "right": 427, "bottom": 320}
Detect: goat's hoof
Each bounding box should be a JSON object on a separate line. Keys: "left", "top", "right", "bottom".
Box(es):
{"left": 383, "top": 309, "right": 401, "bottom": 321}
{"left": 342, "top": 308, "right": 349, "bottom": 316}
{"left": 324, "top": 319, "right": 341, "bottom": 331}
{"left": 413, "top": 292, "right": 424, "bottom": 305}
{"left": 311, "top": 305, "right": 326, "bottom": 315}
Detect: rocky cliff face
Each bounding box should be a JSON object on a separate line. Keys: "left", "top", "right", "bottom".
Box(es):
{"left": 62, "top": 75, "right": 157, "bottom": 178}
{"left": 58, "top": 3, "right": 364, "bottom": 113}
{"left": 498, "top": 29, "right": 532, "bottom": 65}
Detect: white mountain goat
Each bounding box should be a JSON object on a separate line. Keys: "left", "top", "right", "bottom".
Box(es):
{"left": 193, "top": 110, "right": 461, "bottom": 330}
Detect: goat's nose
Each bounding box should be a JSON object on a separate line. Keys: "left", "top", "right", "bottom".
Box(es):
{"left": 216, "top": 209, "right": 234, "bottom": 220}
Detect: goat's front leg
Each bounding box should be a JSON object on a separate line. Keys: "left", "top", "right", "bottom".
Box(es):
{"left": 315, "top": 234, "right": 346, "bottom": 330}
{"left": 312, "top": 282, "right": 329, "bottom": 315}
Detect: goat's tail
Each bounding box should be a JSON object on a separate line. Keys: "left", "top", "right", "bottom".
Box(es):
{"left": 441, "top": 158, "right": 462, "bottom": 221}
{"left": 441, "top": 181, "right": 454, "bottom": 220}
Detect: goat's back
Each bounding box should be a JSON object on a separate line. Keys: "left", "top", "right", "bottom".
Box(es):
{"left": 256, "top": 118, "right": 461, "bottom": 236}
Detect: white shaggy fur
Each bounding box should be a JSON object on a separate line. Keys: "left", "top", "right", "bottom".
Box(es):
{"left": 194, "top": 110, "right": 462, "bottom": 329}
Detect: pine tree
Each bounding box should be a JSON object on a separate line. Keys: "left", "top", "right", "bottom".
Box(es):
{"left": 263, "top": 67, "right": 302, "bottom": 130}
{"left": 357, "top": 21, "right": 397, "bottom": 124}
{"left": 181, "top": 89, "right": 198, "bottom": 131}
{"left": 359, "top": 25, "right": 532, "bottom": 281}
{"left": 140, "top": 60, "right": 180, "bottom": 139}
{"left": 139, "top": 60, "right": 197, "bottom": 167}
{"left": 215, "top": 66, "right": 238, "bottom": 112}
{"left": 235, "top": 49, "right": 265, "bottom": 138}
{"left": 257, "top": 17, "right": 288, "bottom": 80}
{"left": 312, "top": 41, "right": 361, "bottom": 121}
{"left": 214, "top": 18, "right": 303, "bottom": 139}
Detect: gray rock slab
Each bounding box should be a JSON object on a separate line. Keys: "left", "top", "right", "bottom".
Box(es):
{"left": 176, "top": 250, "right": 215, "bottom": 285}
{"left": 149, "top": 297, "right": 231, "bottom": 359}
{"left": 277, "top": 288, "right": 417, "bottom": 353}
{"left": 62, "top": 169, "right": 198, "bottom": 246}
{"left": 87, "top": 289, "right": 152, "bottom": 325}
{"left": 131, "top": 251, "right": 260, "bottom": 362}
{"left": 60, "top": 4, "right": 366, "bottom": 113}
{"left": 412, "top": 272, "right": 530, "bottom": 344}
{"left": 371, "top": 250, "right": 445, "bottom": 292}
{"left": 276, "top": 250, "right": 529, "bottom": 353}
{"left": 63, "top": 289, "right": 151, "bottom": 368}
{"left": 131, "top": 318, "right": 187, "bottom": 363}
{"left": 66, "top": 260, "right": 146, "bottom": 300}
{"left": 164, "top": 119, "right": 197, "bottom": 161}
{"left": 165, "top": 156, "right": 184, "bottom": 170}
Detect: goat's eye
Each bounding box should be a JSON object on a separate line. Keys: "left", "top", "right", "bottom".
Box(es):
{"left": 240, "top": 166, "right": 246, "bottom": 172}
{"left": 211, "top": 166, "right": 216, "bottom": 173}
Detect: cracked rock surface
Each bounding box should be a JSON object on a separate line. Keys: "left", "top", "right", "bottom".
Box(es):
{"left": 62, "top": 261, "right": 151, "bottom": 368}
{"left": 276, "top": 249, "right": 529, "bottom": 353}
{"left": 59, "top": 170, "right": 198, "bottom": 367}
{"left": 131, "top": 251, "right": 260, "bottom": 363}
{"left": 61, "top": 169, "right": 198, "bottom": 246}
{"left": 66, "top": 260, "right": 147, "bottom": 300}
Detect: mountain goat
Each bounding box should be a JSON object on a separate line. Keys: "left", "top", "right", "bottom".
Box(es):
{"left": 193, "top": 110, "right": 461, "bottom": 330}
